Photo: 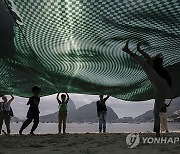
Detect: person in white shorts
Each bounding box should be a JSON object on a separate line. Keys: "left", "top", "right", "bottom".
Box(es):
{"left": 122, "top": 41, "right": 172, "bottom": 137}
{"left": 0, "top": 95, "right": 14, "bottom": 135}
{"left": 159, "top": 99, "right": 172, "bottom": 133}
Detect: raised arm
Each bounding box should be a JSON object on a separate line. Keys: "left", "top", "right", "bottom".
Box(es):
{"left": 66, "top": 93, "right": 69, "bottom": 102}
{"left": 56, "top": 92, "right": 60, "bottom": 102}
{"left": 166, "top": 99, "right": 173, "bottom": 107}
{"left": 137, "top": 43, "right": 154, "bottom": 66}
{"left": 104, "top": 95, "right": 110, "bottom": 101}
{"left": 7, "top": 95, "right": 14, "bottom": 104}
{"left": 9, "top": 95, "right": 14, "bottom": 102}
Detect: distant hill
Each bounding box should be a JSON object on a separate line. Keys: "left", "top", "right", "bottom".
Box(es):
{"left": 69, "top": 102, "right": 119, "bottom": 122}
{"left": 40, "top": 101, "right": 119, "bottom": 123}
{"left": 11, "top": 116, "right": 23, "bottom": 123}
{"left": 134, "top": 97, "right": 180, "bottom": 122}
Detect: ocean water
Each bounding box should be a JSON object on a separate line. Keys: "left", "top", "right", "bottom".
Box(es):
{"left": 1, "top": 122, "right": 180, "bottom": 134}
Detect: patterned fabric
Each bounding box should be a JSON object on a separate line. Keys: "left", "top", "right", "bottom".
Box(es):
{"left": 0, "top": 0, "right": 180, "bottom": 100}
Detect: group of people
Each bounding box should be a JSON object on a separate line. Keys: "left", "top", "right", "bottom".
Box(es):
{"left": 0, "top": 88, "right": 110, "bottom": 135}
{"left": 0, "top": 41, "right": 172, "bottom": 137}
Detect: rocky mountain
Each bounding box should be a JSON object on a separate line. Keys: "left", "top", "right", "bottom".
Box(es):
{"left": 40, "top": 100, "right": 119, "bottom": 123}
{"left": 11, "top": 116, "right": 23, "bottom": 123}
{"left": 134, "top": 97, "right": 180, "bottom": 122}
{"left": 68, "top": 102, "right": 119, "bottom": 122}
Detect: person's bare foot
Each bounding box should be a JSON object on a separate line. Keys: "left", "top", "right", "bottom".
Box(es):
{"left": 122, "top": 40, "right": 130, "bottom": 53}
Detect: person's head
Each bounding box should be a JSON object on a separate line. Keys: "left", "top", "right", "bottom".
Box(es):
{"left": 2, "top": 95, "right": 7, "bottom": 103}
{"left": 99, "top": 95, "right": 104, "bottom": 100}
{"left": 152, "top": 53, "right": 163, "bottom": 67}
{"left": 61, "top": 94, "right": 66, "bottom": 101}
{"left": 32, "top": 86, "right": 41, "bottom": 96}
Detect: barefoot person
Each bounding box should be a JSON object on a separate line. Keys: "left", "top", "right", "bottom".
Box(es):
{"left": 96, "top": 95, "right": 110, "bottom": 133}
{"left": 19, "top": 86, "right": 41, "bottom": 135}
{"left": 160, "top": 99, "right": 172, "bottom": 133}
{"left": 0, "top": 95, "right": 14, "bottom": 135}
{"left": 122, "top": 41, "right": 172, "bottom": 137}
{"left": 56, "top": 93, "right": 69, "bottom": 134}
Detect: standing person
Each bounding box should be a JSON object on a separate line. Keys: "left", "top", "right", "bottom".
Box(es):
{"left": 160, "top": 99, "right": 172, "bottom": 133}
{"left": 96, "top": 95, "right": 110, "bottom": 133}
{"left": 122, "top": 41, "right": 172, "bottom": 137}
{"left": 56, "top": 92, "right": 69, "bottom": 134}
{"left": 0, "top": 95, "right": 14, "bottom": 135}
{"left": 19, "top": 86, "right": 41, "bottom": 135}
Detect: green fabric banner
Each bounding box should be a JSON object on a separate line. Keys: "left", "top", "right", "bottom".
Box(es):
{"left": 0, "top": 0, "right": 180, "bottom": 100}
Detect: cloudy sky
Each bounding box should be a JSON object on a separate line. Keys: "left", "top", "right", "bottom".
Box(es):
{"left": 7, "top": 94, "right": 154, "bottom": 119}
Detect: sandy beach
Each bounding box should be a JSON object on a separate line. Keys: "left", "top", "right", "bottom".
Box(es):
{"left": 0, "top": 132, "right": 179, "bottom": 154}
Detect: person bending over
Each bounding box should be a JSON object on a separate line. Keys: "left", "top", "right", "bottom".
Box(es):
{"left": 122, "top": 41, "right": 171, "bottom": 137}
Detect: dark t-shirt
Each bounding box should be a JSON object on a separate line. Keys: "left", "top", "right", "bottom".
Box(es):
{"left": 160, "top": 103, "right": 168, "bottom": 113}
{"left": 96, "top": 98, "right": 109, "bottom": 112}
{"left": 28, "top": 96, "right": 40, "bottom": 114}
{"left": 153, "top": 65, "right": 172, "bottom": 87}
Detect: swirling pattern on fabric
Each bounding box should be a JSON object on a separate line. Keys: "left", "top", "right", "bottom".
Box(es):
{"left": 0, "top": 0, "right": 180, "bottom": 100}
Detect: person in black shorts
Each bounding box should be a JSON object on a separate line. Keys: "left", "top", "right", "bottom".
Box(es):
{"left": 19, "top": 86, "right": 41, "bottom": 135}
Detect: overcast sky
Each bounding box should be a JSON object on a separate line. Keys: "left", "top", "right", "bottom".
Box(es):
{"left": 7, "top": 94, "right": 154, "bottom": 119}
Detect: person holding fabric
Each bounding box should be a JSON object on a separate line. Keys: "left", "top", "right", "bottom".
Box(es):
{"left": 122, "top": 41, "right": 172, "bottom": 137}
{"left": 0, "top": 95, "right": 14, "bottom": 135}
{"left": 96, "top": 95, "right": 110, "bottom": 133}
{"left": 19, "top": 86, "right": 41, "bottom": 135}
{"left": 56, "top": 92, "right": 69, "bottom": 134}
{"left": 159, "top": 100, "right": 172, "bottom": 133}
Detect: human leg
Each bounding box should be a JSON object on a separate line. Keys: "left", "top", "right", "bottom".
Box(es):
{"left": 154, "top": 99, "right": 163, "bottom": 136}
{"left": 159, "top": 112, "right": 165, "bottom": 132}
{"left": 154, "top": 85, "right": 171, "bottom": 136}
{"left": 30, "top": 114, "right": 39, "bottom": 134}
{"left": 19, "top": 118, "right": 33, "bottom": 134}
{"left": 0, "top": 112, "right": 3, "bottom": 134}
{"left": 163, "top": 113, "right": 168, "bottom": 132}
{"left": 4, "top": 113, "right": 11, "bottom": 134}
{"left": 62, "top": 112, "right": 67, "bottom": 133}
{"left": 58, "top": 112, "right": 63, "bottom": 133}
{"left": 102, "top": 111, "right": 107, "bottom": 133}
{"left": 98, "top": 112, "right": 103, "bottom": 132}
